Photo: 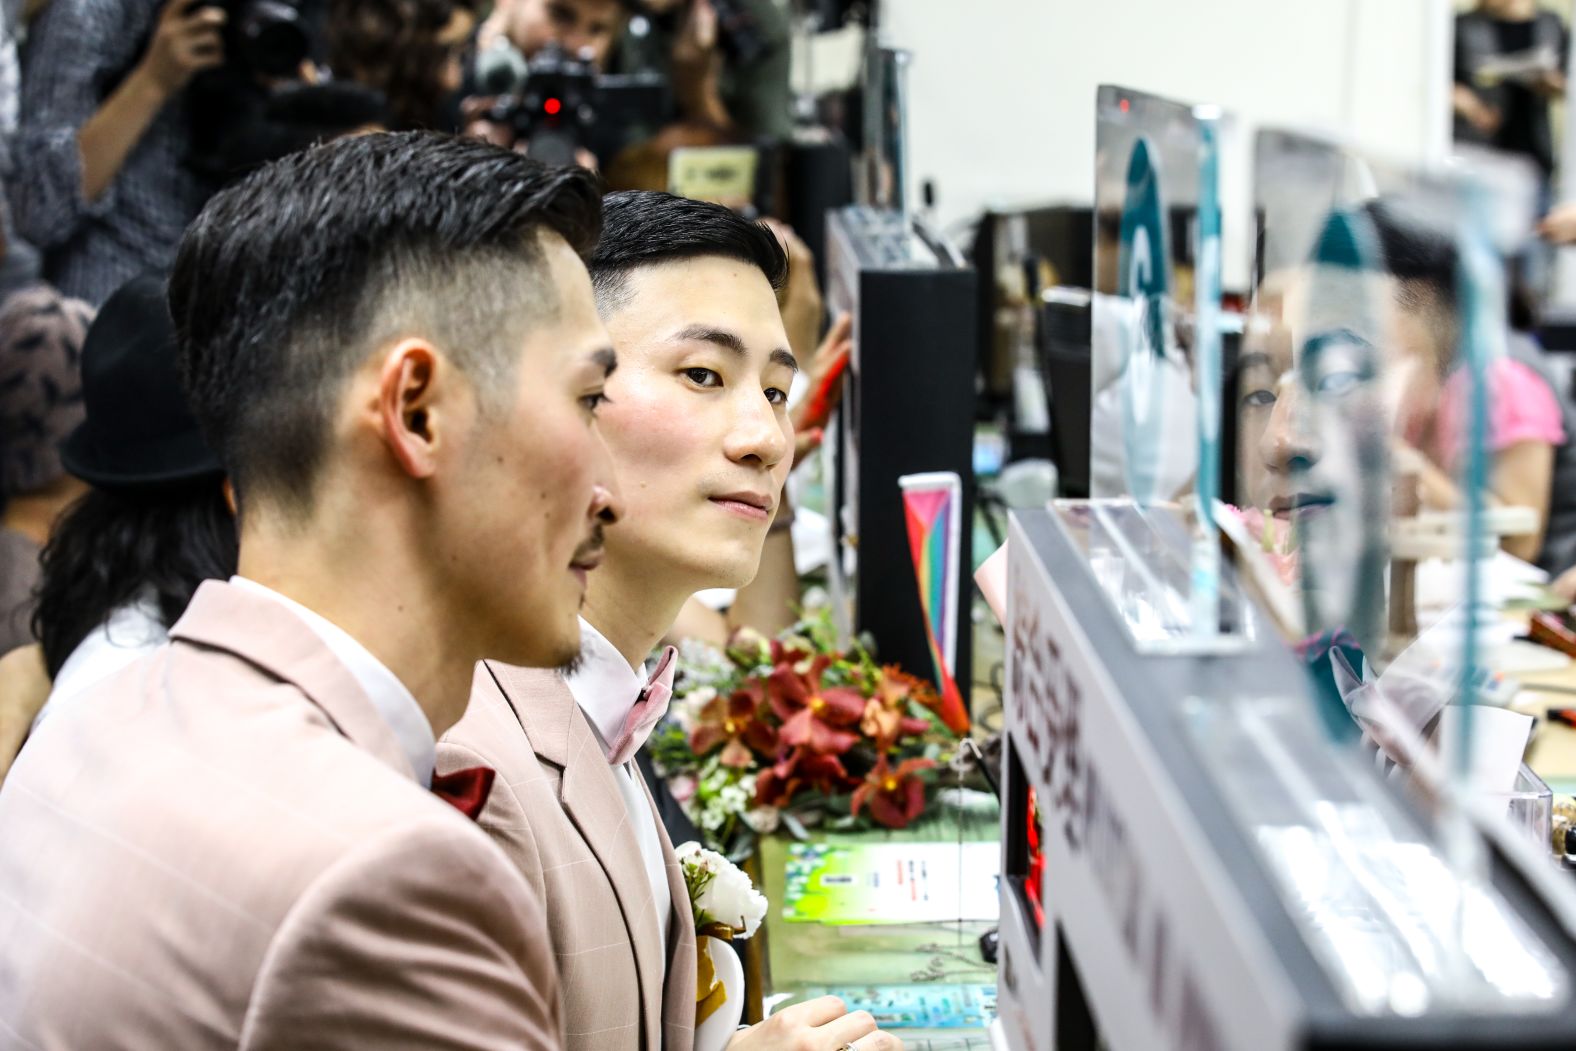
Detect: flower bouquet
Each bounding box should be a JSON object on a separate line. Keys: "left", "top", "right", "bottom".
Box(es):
{"left": 648, "top": 610, "right": 969, "bottom": 857}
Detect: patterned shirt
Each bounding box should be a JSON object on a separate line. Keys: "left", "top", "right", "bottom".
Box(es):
{"left": 10, "top": 0, "right": 213, "bottom": 305}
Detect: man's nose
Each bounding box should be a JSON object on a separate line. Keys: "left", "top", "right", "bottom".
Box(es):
{"left": 725, "top": 394, "right": 792, "bottom": 469}
{"left": 590, "top": 432, "right": 621, "bottom": 524}
{"left": 591, "top": 482, "right": 620, "bottom": 525}
{"left": 1259, "top": 384, "right": 1318, "bottom": 473}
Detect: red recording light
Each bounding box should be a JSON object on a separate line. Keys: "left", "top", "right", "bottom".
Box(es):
{"left": 544, "top": 97, "right": 562, "bottom": 116}
{"left": 1119, "top": 98, "right": 1130, "bottom": 112}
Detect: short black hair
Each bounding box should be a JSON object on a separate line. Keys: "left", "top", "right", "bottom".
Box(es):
{"left": 588, "top": 192, "right": 789, "bottom": 314}
{"left": 1363, "top": 199, "right": 1458, "bottom": 303}
{"left": 169, "top": 131, "right": 602, "bottom": 514}
{"left": 1360, "top": 197, "right": 1461, "bottom": 370}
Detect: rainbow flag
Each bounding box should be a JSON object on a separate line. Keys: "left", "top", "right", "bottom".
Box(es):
{"left": 899, "top": 472, "right": 969, "bottom": 735}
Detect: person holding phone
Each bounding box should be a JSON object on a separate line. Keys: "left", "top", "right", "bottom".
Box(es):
{"left": 10, "top": 0, "right": 225, "bottom": 304}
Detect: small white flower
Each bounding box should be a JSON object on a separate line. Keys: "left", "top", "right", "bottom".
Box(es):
{"left": 742, "top": 806, "right": 780, "bottom": 834}
{"left": 676, "top": 841, "right": 768, "bottom": 939}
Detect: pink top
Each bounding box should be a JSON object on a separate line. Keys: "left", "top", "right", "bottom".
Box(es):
{"left": 1415, "top": 357, "right": 1565, "bottom": 472}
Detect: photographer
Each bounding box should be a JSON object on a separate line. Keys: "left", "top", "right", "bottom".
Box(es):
{"left": 466, "top": 0, "right": 789, "bottom": 170}
{"left": 11, "top": 0, "right": 224, "bottom": 304}
{"left": 613, "top": 0, "right": 791, "bottom": 142}
{"left": 476, "top": 0, "right": 629, "bottom": 73}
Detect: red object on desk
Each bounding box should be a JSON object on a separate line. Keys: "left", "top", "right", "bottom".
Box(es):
{"left": 1530, "top": 612, "right": 1576, "bottom": 659}
{"left": 802, "top": 347, "right": 850, "bottom": 431}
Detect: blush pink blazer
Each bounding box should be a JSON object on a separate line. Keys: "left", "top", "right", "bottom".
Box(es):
{"left": 0, "top": 580, "right": 562, "bottom": 1050}
{"left": 439, "top": 660, "right": 698, "bottom": 1051}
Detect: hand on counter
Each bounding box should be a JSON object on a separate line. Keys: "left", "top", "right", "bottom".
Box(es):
{"left": 727, "top": 996, "right": 903, "bottom": 1051}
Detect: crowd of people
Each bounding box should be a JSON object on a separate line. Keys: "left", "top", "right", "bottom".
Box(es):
{"left": 0, "top": 2, "right": 884, "bottom": 1048}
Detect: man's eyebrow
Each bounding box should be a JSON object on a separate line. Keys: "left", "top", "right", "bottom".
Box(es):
{"left": 1237, "top": 351, "right": 1272, "bottom": 371}
{"left": 671, "top": 324, "right": 799, "bottom": 373}
{"left": 590, "top": 346, "right": 618, "bottom": 377}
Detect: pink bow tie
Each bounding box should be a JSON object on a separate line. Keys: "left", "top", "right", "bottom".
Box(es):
{"left": 605, "top": 645, "right": 677, "bottom": 765}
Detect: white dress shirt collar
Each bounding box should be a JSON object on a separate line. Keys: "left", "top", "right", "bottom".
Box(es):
{"left": 562, "top": 616, "right": 673, "bottom": 958}
{"left": 563, "top": 617, "right": 647, "bottom": 751}
{"left": 229, "top": 576, "right": 436, "bottom": 787}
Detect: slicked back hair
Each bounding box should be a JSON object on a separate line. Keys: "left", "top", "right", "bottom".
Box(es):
{"left": 169, "top": 131, "right": 602, "bottom": 517}
{"left": 588, "top": 192, "right": 789, "bottom": 316}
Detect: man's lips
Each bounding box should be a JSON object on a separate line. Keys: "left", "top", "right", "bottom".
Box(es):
{"left": 709, "top": 490, "right": 774, "bottom": 522}
{"left": 1269, "top": 493, "right": 1335, "bottom": 520}
{"left": 569, "top": 547, "right": 603, "bottom": 587}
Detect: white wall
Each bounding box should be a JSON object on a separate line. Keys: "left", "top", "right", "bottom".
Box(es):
{"left": 878, "top": 0, "right": 1453, "bottom": 286}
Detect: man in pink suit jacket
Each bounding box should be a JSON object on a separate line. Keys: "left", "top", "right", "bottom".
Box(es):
{"left": 0, "top": 133, "right": 622, "bottom": 1049}
{"left": 440, "top": 192, "right": 900, "bottom": 1051}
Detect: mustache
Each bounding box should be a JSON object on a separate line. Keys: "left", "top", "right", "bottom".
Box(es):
{"left": 572, "top": 523, "right": 606, "bottom": 565}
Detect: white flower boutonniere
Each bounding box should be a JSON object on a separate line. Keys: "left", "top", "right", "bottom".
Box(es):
{"left": 677, "top": 840, "right": 766, "bottom": 1038}
{"left": 676, "top": 841, "right": 766, "bottom": 939}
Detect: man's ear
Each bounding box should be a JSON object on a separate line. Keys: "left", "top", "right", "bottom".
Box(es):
{"left": 375, "top": 340, "right": 445, "bottom": 479}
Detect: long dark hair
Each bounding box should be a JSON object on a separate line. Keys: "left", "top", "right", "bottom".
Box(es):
{"left": 32, "top": 482, "right": 238, "bottom": 678}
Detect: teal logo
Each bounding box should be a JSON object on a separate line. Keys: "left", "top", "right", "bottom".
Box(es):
{"left": 1117, "top": 138, "right": 1170, "bottom": 503}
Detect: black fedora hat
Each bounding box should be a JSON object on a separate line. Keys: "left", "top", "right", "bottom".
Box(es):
{"left": 60, "top": 272, "right": 222, "bottom": 489}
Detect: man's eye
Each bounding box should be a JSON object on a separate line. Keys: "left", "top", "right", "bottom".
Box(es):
{"left": 1241, "top": 388, "right": 1276, "bottom": 409}
{"left": 1315, "top": 370, "right": 1362, "bottom": 397}
{"left": 765, "top": 387, "right": 788, "bottom": 406}
{"left": 685, "top": 367, "right": 722, "bottom": 387}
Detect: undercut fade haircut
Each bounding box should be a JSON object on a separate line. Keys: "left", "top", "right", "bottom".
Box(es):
{"left": 588, "top": 192, "right": 789, "bottom": 315}
{"left": 169, "top": 131, "right": 602, "bottom": 517}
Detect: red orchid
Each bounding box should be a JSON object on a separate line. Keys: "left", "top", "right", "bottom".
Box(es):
{"left": 860, "top": 666, "right": 935, "bottom": 751}
{"left": 754, "top": 747, "right": 851, "bottom": 808}
{"left": 766, "top": 655, "right": 865, "bottom": 754}
{"left": 689, "top": 683, "right": 777, "bottom": 768}
{"left": 850, "top": 755, "right": 935, "bottom": 829}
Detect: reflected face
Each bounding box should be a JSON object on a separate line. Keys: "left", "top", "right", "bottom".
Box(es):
{"left": 596, "top": 256, "right": 797, "bottom": 592}
{"left": 1240, "top": 272, "right": 1427, "bottom": 519}
{"left": 508, "top": 0, "right": 627, "bottom": 67}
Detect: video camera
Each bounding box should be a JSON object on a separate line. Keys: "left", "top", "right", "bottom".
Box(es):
{"left": 482, "top": 44, "right": 670, "bottom": 168}
{"left": 191, "top": 0, "right": 320, "bottom": 79}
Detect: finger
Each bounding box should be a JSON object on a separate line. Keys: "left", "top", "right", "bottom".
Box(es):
{"left": 161, "top": 0, "right": 198, "bottom": 27}
{"left": 178, "top": 23, "right": 224, "bottom": 49}
{"left": 779, "top": 995, "right": 847, "bottom": 1028}
{"left": 849, "top": 1031, "right": 905, "bottom": 1051}
{"left": 810, "top": 342, "right": 850, "bottom": 385}
{"left": 693, "top": 0, "right": 717, "bottom": 46}
{"left": 178, "top": 5, "right": 226, "bottom": 29}
{"left": 816, "top": 1010, "right": 878, "bottom": 1049}
{"left": 460, "top": 95, "right": 500, "bottom": 122}
{"left": 792, "top": 427, "right": 823, "bottom": 466}
{"left": 185, "top": 39, "right": 224, "bottom": 64}
{"left": 815, "top": 314, "right": 853, "bottom": 359}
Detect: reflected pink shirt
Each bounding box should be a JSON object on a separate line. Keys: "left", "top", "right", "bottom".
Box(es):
{"left": 1414, "top": 357, "right": 1565, "bottom": 472}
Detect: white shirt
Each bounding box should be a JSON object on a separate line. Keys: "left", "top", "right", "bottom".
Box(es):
{"left": 34, "top": 590, "right": 168, "bottom": 732}
{"left": 563, "top": 617, "right": 673, "bottom": 962}
{"left": 228, "top": 576, "right": 436, "bottom": 787}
